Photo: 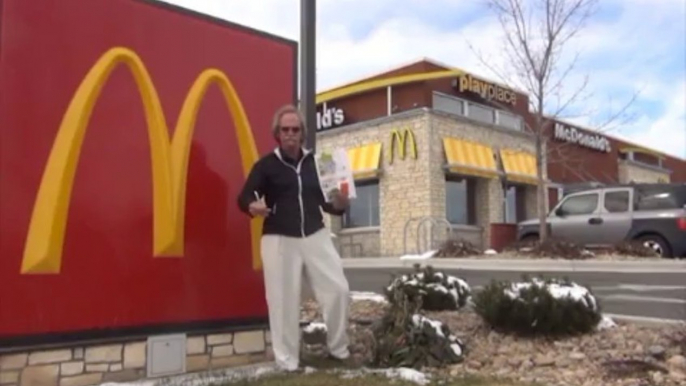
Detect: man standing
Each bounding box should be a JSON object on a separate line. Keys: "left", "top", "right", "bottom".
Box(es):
{"left": 237, "top": 105, "right": 352, "bottom": 371}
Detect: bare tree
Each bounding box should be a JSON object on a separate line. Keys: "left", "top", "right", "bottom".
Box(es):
{"left": 472, "top": 0, "right": 637, "bottom": 242}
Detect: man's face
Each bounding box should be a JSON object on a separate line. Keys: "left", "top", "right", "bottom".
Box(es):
{"left": 278, "top": 112, "right": 302, "bottom": 148}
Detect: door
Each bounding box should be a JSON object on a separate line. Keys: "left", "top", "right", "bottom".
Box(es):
{"left": 598, "top": 188, "right": 633, "bottom": 245}
{"left": 549, "top": 191, "right": 603, "bottom": 245}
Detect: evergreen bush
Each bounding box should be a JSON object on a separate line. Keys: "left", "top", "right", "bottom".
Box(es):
{"left": 384, "top": 264, "right": 471, "bottom": 311}
{"left": 371, "top": 280, "right": 465, "bottom": 369}
{"left": 473, "top": 275, "right": 602, "bottom": 336}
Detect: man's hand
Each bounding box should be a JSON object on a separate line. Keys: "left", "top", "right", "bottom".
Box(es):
{"left": 249, "top": 195, "right": 271, "bottom": 217}
{"left": 331, "top": 188, "right": 350, "bottom": 210}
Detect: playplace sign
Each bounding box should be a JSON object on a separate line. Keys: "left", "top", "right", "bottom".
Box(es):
{"left": 456, "top": 74, "right": 517, "bottom": 106}
{"left": 553, "top": 122, "right": 611, "bottom": 153}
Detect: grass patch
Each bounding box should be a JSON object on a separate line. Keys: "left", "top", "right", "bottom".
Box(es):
{"left": 212, "top": 371, "right": 539, "bottom": 386}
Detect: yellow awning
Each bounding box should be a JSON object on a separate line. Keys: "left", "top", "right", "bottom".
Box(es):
{"left": 442, "top": 137, "right": 498, "bottom": 178}
{"left": 347, "top": 143, "right": 382, "bottom": 179}
{"left": 500, "top": 149, "right": 538, "bottom": 185}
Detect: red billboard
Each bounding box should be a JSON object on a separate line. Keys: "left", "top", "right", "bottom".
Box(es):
{"left": 0, "top": 0, "right": 296, "bottom": 344}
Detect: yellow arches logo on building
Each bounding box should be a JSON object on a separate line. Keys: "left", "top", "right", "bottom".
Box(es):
{"left": 21, "top": 47, "right": 263, "bottom": 275}
{"left": 389, "top": 128, "right": 417, "bottom": 164}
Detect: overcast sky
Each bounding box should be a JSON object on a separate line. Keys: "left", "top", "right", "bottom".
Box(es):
{"left": 159, "top": 0, "right": 685, "bottom": 159}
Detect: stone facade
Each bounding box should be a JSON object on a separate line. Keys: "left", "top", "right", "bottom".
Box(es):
{"left": 618, "top": 160, "right": 671, "bottom": 183}
{"left": 0, "top": 329, "right": 271, "bottom": 386}
{"left": 317, "top": 108, "right": 543, "bottom": 256}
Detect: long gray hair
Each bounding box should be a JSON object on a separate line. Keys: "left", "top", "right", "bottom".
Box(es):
{"left": 271, "top": 104, "right": 307, "bottom": 144}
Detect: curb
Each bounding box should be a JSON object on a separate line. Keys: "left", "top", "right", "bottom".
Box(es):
{"left": 341, "top": 258, "right": 686, "bottom": 273}
{"left": 605, "top": 313, "right": 686, "bottom": 327}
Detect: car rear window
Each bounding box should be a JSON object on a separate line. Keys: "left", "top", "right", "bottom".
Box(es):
{"left": 635, "top": 185, "right": 686, "bottom": 211}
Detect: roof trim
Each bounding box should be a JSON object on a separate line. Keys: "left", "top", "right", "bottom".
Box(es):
{"left": 316, "top": 69, "right": 465, "bottom": 104}
{"left": 318, "top": 57, "right": 452, "bottom": 94}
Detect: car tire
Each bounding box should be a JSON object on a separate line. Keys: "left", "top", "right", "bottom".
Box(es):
{"left": 637, "top": 234, "right": 673, "bottom": 258}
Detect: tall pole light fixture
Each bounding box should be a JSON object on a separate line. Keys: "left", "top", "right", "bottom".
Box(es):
{"left": 300, "top": 0, "right": 317, "bottom": 151}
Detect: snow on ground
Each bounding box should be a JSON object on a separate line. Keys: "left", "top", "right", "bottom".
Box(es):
{"left": 399, "top": 250, "right": 437, "bottom": 260}
{"left": 339, "top": 367, "right": 430, "bottom": 385}
{"left": 303, "top": 322, "right": 327, "bottom": 333}
{"left": 382, "top": 367, "right": 431, "bottom": 385}
{"left": 350, "top": 291, "right": 388, "bottom": 303}
{"left": 484, "top": 249, "right": 498, "bottom": 255}
{"left": 597, "top": 315, "right": 618, "bottom": 330}
{"left": 411, "top": 314, "right": 464, "bottom": 357}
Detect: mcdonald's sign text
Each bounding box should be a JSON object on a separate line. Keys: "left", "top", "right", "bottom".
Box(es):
{"left": 0, "top": 0, "right": 296, "bottom": 343}
{"left": 389, "top": 128, "right": 418, "bottom": 164}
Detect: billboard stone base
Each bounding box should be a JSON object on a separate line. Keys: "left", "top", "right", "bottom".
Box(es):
{"left": 0, "top": 329, "right": 272, "bottom": 386}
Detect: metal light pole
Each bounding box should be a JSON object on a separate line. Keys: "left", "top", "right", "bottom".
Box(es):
{"left": 300, "top": 0, "right": 317, "bottom": 151}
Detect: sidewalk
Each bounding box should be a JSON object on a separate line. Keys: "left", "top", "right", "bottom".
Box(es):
{"left": 341, "top": 257, "right": 686, "bottom": 273}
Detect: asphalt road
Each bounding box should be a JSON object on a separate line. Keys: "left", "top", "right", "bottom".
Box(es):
{"left": 341, "top": 267, "right": 686, "bottom": 321}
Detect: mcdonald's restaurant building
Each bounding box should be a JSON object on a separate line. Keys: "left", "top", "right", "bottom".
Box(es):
{"left": 315, "top": 59, "right": 686, "bottom": 258}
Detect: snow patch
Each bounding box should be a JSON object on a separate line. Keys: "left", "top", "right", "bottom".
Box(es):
{"left": 350, "top": 291, "right": 388, "bottom": 303}
{"left": 400, "top": 250, "right": 437, "bottom": 260}
{"left": 504, "top": 278, "right": 598, "bottom": 311}
{"left": 597, "top": 315, "right": 617, "bottom": 330}
{"left": 383, "top": 368, "right": 430, "bottom": 385}
{"left": 484, "top": 249, "right": 498, "bottom": 255}
{"left": 412, "top": 314, "right": 446, "bottom": 338}
{"left": 303, "top": 322, "right": 327, "bottom": 334}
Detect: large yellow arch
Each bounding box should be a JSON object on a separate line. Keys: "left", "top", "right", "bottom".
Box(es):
{"left": 22, "top": 47, "right": 263, "bottom": 274}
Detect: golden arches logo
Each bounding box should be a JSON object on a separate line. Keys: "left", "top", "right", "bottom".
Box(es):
{"left": 388, "top": 128, "right": 417, "bottom": 164}
{"left": 21, "top": 47, "right": 263, "bottom": 274}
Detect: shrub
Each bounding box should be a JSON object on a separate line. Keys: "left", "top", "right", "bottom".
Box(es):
{"left": 473, "top": 276, "right": 602, "bottom": 336}
{"left": 506, "top": 238, "right": 594, "bottom": 260}
{"left": 385, "top": 264, "right": 471, "bottom": 311}
{"left": 434, "top": 239, "right": 481, "bottom": 258}
{"left": 372, "top": 280, "right": 465, "bottom": 369}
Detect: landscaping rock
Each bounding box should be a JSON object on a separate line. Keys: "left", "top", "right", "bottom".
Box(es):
{"left": 301, "top": 292, "right": 685, "bottom": 386}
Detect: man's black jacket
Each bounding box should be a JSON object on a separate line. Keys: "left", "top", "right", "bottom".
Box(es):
{"left": 237, "top": 147, "right": 345, "bottom": 238}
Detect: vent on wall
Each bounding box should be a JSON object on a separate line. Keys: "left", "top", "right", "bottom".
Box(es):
{"left": 147, "top": 334, "right": 187, "bottom": 378}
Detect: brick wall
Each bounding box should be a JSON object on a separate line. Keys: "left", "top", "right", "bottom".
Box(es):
{"left": 0, "top": 329, "right": 271, "bottom": 386}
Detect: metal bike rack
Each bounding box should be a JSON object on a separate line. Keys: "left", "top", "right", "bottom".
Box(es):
{"left": 403, "top": 216, "right": 453, "bottom": 255}
{"left": 416, "top": 217, "right": 452, "bottom": 254}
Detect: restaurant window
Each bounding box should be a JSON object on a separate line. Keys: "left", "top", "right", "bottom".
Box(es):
{"left": 466, "top": 103, "right": 495, "bottom": 125}
{"left": 445, "top": 176, "right": 476, "bottom": 225}
{"left": 496, "top": 110, "right": 523, "bottom": 131}
{"left": 505, "top": 184, "right": 527, "bottom": 223}
{"left": 432, "top": 92, "right": 465, "bottom": 116}
{"left": 343, "top": 181, "right": 380, "bottom": 228}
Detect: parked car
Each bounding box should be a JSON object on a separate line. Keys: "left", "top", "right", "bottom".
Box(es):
{"left": 517, "top": 183, "right": 686, "bottom": 258}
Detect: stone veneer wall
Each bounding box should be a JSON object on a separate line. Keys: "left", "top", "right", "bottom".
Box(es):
{"left": 318, "top": 110, "right": 432, "bottom": 257}
{"left": 316, "top": 108, "right": 544, "bottom": 255}
{"left": 525, "top": 185, "right": 540, "bottom": 220}
{"left": 0, "top": 329, "right": 271, "bottom": 386}
{"left": 428, "top": 111, "right": 540, "bottom": 248}
{"left": 618, "top": 160, "right": 671, "bottom": 183}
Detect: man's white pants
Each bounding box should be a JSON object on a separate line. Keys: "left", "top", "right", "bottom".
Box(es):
{"left": 261, "top": 228, "right": 350, "bottom": 371}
